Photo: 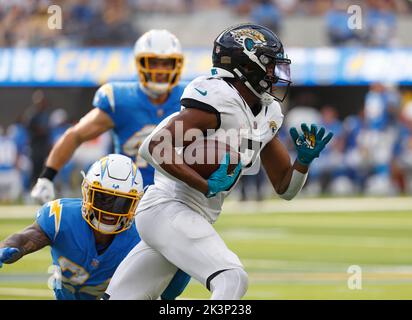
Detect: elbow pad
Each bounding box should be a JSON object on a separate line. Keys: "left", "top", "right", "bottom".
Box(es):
{"left": 278, "top": 170, "right": 308, "bottom": 201}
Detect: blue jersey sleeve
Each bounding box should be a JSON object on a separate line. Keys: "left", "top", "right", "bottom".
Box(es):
{"left": 36, "top": 200, "right": 64, "bottom": 243}
{"left": 93, "top": 83, "right": 116, "bottom": 117}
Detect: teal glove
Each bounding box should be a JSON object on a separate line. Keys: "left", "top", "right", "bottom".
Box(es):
{"left": 0, "top": 247, "right": 20, "bottom": 268}
{"left": 290, "top": 123, "right": 333, "bottom": 165}
{"left": 206, "top": 153, "right": 242, "bottom": 198}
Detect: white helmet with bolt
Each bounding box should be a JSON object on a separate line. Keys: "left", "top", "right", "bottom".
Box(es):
{"left": 81, "top": 154, "right": 144, "bottom": 234}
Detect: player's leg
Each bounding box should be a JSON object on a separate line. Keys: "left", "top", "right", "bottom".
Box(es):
{"left": 160, "top": 269, "right": 191, "bottom": 300}
{"left": 104, "top": 240, "right": 177, "bottom": 300}
{"left": 136, "top": 201, "right": 248, "bottom": 300}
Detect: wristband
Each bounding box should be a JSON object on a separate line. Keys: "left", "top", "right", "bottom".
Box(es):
{"left": 40, "top": 166, "right": 58, "bottom": 181}
{"left": 278, "top": 169, "right": 308, "bottom": 200}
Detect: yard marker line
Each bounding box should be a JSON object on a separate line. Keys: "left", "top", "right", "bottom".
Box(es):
{"left": 1, "top": 197, "right": 412, "bottom": 219}
{"left": 0, "top": 287, "right": 53, "bottom": 298}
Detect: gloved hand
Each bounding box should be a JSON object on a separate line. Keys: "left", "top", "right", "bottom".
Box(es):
{"left": 206, "top": 153, "right": 242, "bottom": 198}
{"left": 290, "top": 123, "right": 333, "bottom": 166}
{"left": 0, "top": 247, "right": 21, "bottom": 268}
{"left": 31, "top": 178, "right": 55, "bottom": 204}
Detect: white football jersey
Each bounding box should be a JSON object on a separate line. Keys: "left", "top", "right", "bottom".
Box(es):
{"left": 138, "top": 74, "right": 284, "bottom": 224}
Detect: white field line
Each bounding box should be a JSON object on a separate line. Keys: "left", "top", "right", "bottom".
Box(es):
{"left": 0, "top": 287, "right": 53, "bottom": 298}
{"left": 242, "top": 259, "right": 412, "bottom": 274}
{"left": 0, "top": 205, "right": 40, "bottom": 219}
{"left": 222, "top": 197, "right": 412, "bottom": 214}
{"left": 1, "top": 197, "right": 412, "bottom": 219}
{"left": 219, "top": 229, "right": 412, "bottom": 247}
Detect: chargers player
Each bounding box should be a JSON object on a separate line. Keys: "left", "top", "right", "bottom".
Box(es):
{"left": 104, "top": 24, "right": 333, "bottom": 300}
{"left": 31, "top": 29, "right": 185, "bottom": 203}
{"left": 29, "top": 29, "right": 190, "bottom": 299}
{"left": 0, "top": 154, "right": 187, "bottom": 300}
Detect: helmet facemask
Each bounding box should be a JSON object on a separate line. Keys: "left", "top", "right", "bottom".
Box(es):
{"left": 81, "top": 179, "right": 142, "bottom": 235}
{"left": 237, "top": 46, "right": 292, "bottom": 104}
{"left": 136, "top": 54, "right": 184, "bottom": 96}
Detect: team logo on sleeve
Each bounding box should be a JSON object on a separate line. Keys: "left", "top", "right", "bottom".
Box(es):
{"left": 49, "top": 199, "right": 62, "bottom": 240}
{"left": 269, "top": 120, "right": 277, "bottom": 134}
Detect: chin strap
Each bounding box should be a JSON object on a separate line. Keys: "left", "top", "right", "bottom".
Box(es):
{"left": 232, "top": 68, "right": 274, "bottom": 107}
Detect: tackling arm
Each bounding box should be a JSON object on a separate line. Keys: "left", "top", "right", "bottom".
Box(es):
{"left": 0, "top": 222, "right": 51, "bottom": 264}
{"left": 46, "top": 108, "right": 114, "bottom": 172}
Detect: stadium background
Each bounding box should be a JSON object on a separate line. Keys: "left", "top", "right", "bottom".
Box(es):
{"left": 1, "top": 0, "right": 412, "bottom": 299}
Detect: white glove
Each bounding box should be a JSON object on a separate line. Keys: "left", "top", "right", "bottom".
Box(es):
{"left": 31, "top": 178, "right": 55, "bottom": 204}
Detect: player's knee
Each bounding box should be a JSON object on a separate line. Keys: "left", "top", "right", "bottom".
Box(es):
{"left": 209, "top": 268, "right": 248, "bottom": 300}
{"left": 234, "top": 268, "right": 249, "bottom": 296}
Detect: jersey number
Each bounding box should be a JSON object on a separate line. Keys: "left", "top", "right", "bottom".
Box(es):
{"left": 58, "top": 256, "right": 90, "bottom": 286}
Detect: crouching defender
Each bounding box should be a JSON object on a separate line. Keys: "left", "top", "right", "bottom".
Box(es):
{"left": 0, "top": 154, "right": 186, "bottom": 300}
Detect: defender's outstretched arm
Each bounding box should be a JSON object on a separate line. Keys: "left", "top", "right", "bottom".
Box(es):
{"left": 0, "top": 223, "right": 51, "bottom": 266}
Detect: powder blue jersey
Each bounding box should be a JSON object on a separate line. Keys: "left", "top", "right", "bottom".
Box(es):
{"left": 36, "top": 198, "right": 140, "bottom": 300}
{"left": 92, "top": 82, "right": 185, "bottom": 186}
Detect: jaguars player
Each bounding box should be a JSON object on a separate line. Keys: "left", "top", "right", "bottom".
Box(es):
{"left": 29, "top": 29, "right": 191, "bottom": 299}
{"left": 104, "top": 24, "right": 333, "bottom": 300}
{"left": 0, "top": 154, "right": 182, "bottom": 300}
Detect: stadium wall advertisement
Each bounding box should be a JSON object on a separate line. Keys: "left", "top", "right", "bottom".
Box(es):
{"left": 0, "top": 47, "right": 412, "bottom": 86}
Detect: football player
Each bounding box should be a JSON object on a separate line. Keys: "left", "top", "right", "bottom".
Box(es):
{"left": 30, "top": 29, "right": 191, "bottom": 298}
{"left": 0, "top": 154, "right": 148, "bottom": 299}
{"left": 103, "top": 23, "right": 333, "bottom": 300}
{"left": 31, "top": 29, "right": 185, "bottom": 203}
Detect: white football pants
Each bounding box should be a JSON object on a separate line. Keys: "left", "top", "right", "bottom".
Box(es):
{"left": 105, "top": 200, "right": 246, "bottom": 299}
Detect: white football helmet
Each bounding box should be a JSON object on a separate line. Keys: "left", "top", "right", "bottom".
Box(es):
{"left": 81, "top": 154, "right": 144, "bottom": 235}
{"left": 134, "top": 29, "right": 184, "bottom": 96}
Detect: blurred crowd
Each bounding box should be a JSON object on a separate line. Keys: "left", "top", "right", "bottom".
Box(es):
{"left": 1, "top": 0, "right": 411, "bottom": 47}
{"left": 240, "top": 83, "right": 412, "bottom": 200}
{"left": 0, "top": 89, "right": 111, "bottom": 203}
{"left": 2, "top": 85, "right": 412, "bottom": 203}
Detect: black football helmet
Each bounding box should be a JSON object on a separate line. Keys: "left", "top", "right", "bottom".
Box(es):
{"left": 212, "top": 23, "right": 291, "bottom": 103}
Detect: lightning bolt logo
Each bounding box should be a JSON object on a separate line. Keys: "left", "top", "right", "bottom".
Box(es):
{"left": 49, "top": 200, "right": 62, "bottom": 240}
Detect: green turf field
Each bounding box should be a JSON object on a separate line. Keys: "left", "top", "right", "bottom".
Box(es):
{"left": 1, "top": 200, "right": 412, "bottom": 299}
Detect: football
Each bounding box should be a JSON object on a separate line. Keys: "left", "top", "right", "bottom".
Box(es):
{"left": 183, "top": 138, "right": 240, "bottom": 179}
